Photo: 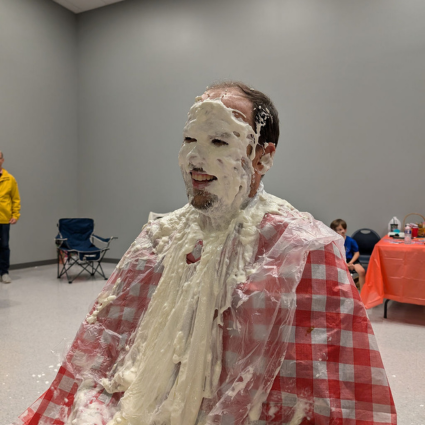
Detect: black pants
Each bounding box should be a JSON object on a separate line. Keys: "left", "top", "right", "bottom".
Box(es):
{"left": 0, "top": 224, "right": 10, "bottom": 275}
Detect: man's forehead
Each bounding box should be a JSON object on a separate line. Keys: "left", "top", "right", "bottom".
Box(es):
{"left": 185, "top": 99, "right": 253, "bottom": 141}
{"left": 201, "top": 88, "right": 254, "bottom": 128}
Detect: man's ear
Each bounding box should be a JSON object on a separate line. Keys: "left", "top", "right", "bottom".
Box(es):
{"left": 253, "top": 143, "right": 276, "bottom": 174}
{"left": 263, "top": 143, "right": 276, "bottom": 157}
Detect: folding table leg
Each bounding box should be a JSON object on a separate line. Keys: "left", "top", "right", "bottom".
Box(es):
{"left": 384, "top": 299, "right": 390, "bottom": 319}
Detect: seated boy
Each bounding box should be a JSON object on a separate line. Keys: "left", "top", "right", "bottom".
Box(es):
{"left": 330, "top": 218, "right": 366, "bottom": 289}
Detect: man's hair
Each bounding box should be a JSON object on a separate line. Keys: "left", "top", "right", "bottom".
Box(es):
{"left": 207, "top": 81, "right": 280, "bottom": 148}
{"left": 330, "top": 219, "right": 347, "bottom": 231}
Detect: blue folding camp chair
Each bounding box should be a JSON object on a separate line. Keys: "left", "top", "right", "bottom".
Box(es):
{"left": 55, "top": 218, "right": 117, "bottom": 284}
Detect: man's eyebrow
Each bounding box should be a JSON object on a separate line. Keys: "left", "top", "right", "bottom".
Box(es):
{"left": 213, "top": 132, "right": 232, "bottom": 138}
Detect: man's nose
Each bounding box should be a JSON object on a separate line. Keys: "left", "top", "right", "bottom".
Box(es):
{"left": 187, "top": 143, "right": 207, "bottom": 164}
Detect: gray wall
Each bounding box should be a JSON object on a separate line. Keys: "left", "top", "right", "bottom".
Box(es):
{"left": 3, "top": 0, "right": 425, "bottom": 264}
{"left": 77, "top": 0, "right": 425, "bottom": 259}
{"left": 0, "top": 0, "right": 78, "bottom": 264}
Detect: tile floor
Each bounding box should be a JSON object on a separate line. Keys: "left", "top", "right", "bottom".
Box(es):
{"left": 1, "top": 265, "right": 424, "bottom": 424}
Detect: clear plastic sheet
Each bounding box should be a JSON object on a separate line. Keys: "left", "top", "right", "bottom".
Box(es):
{"left": 100, "top": 192, "right": 342, "bottom": 425}
{"left": 13, "top": 191, "right": 396, "bottom": 425}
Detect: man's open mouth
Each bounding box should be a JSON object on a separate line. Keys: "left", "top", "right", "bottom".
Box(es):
{"left": 190, "top": 171, "right": 217, "bottom": 182}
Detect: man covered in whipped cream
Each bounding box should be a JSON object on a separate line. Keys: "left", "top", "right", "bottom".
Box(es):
{"left": 15, "top": 82, "right": 396, "bottom": 425}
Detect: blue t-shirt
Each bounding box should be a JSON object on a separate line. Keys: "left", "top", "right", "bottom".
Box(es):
{"left": 344, "top": 236, "right": 359, "bottom": 261}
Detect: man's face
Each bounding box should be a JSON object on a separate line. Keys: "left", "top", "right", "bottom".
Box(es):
{"left": 178, "top": 88, "right": 258, "bottom": 216}
{"left": 335, "top": 225, "right": 347, "bottom": 238}
{"left": 0, "top": 154, "right": 4, "bottom": 170}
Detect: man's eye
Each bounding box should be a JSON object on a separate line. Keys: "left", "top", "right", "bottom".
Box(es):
{"left": 184, "top": 137, "right": 197, "bottom": 143}
{"left": 212, "top": 139, "right": 228, "bottom": 147}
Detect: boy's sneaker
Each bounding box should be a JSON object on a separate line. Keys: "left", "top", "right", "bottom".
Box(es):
{"left": 1, "top": 274, "right": 12, "bottom": 283}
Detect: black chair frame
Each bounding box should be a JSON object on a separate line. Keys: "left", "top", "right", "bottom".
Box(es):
{"left": 57, "top": 243, "right": 109, "bottom": 284}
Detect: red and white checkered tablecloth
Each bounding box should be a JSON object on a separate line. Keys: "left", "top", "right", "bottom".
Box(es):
{"left": 12, "top": 211, "right": 396, "bottom": 425}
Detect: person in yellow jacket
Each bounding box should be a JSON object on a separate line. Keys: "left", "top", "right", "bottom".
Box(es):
{"left": 0, "top": 151, "right": 21, "bottom": 283}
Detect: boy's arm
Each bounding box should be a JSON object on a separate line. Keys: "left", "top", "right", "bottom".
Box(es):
{"left": 348, "top": 251, "right": 360, "bottom": 264}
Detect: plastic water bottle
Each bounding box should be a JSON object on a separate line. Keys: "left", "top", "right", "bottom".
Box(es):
{"left": 404, "top": 225, "right": 412, "bottom": 244}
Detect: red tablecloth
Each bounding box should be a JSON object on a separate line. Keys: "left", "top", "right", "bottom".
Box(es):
{"left": 361, "top": 236, "right": 425, "bottom": 309}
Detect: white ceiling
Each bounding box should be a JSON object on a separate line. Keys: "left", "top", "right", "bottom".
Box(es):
{"left": 52, "top": 0, "right": 125, "bottom": 14}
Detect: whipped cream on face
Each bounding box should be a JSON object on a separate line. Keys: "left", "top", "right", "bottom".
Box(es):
{"left": 179, "top": 99, "right": 257, "bottom": 220}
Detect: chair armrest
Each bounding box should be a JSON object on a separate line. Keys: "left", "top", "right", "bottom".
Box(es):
{"left": 91, "top": 235, "right": 118, "bottom": 250}
{"left": 92, "top": 235, "right": 118, "bottom": 243}
{"left": 55, "top": 237, "right": 68, "bottom": 247}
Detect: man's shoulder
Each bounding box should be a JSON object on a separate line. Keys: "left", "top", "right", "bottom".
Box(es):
{"left": 260, "top": 210, "right": 335, "bottom": 240}
{"left": 255, "top": 192, "right": 304, "bottom": 225}
{"left": 257, "top": 194, "right": 344, "bottom": 255}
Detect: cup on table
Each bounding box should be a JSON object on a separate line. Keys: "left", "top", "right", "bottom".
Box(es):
{"left": 412, "top": 227, "right": 418, "bottom": 238}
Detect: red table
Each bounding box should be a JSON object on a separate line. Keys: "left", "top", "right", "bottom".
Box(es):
{"left": 361, "top": 236, "right": 425, "bottom": 312}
